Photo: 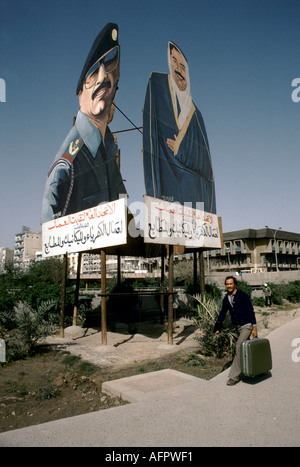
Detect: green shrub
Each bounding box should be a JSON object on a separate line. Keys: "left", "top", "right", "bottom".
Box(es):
{"left": 20, "top": 283, "right": 61, "bottom": 311}
{"left": 0, "top": 310, "right": 17, "bottom": 334}
{"left": 16, "top": 258, "right": 75, "bottom": 322}
{"left": 236, "top": 280, "right": 252, "bottom": 298}
{"left": 252, "top": 296, "right": 265, "bottom": 307}
{"left": 24, "top": 257, "right": 65, "bottom": 285}
{"left": 204, "top": 283, "right": 222, "bottom": 300}
{"left": 282, "top": 281, "right": 300, "bottom": 303}
{"left": 0, "top": 265, "right": 21, "bottom": 320}
{"left": 6, "top": 302, "right": 56, "bottom": 359}
{"left": 268, "top": 283, "right": 283, "bottom": 305}
{"left": 193, "top": 294, "right": 238, "bottom": 359}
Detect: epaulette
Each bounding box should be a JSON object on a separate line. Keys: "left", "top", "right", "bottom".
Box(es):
{"left": 48, "top": 137, "right": 84, "bottom": 177}
{"left": 61, "top": 137, "right": 85, "bottom": 164}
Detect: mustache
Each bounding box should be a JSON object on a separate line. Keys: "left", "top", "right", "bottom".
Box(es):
{"left": 92, "top": 81, "right": 111, "bottom": 100}
{"left": 175, "top": 70, "right": 185, "bottom": 81}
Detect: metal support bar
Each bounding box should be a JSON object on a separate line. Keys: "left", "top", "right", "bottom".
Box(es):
{"left": 160, "top": 246, "right": 165, "bottom": 323}
{"left": 117, "top": 254, "right": 121, "bottom": 287}
{"left": 101, "top": 250, "right": 107, "bottom": 345}
{"left": 193, "top": 251, "right": 197, "bottom": 293}
{"left": 168, "top": 245, "right": 174, "bottom": 345}
{"left": 199, "top": 250, "right": 205, "bottom": 293}
{"left": 60, "top": 252, "right": 68, "bottom": 338}
{"left": 98, "top": 291, "right": 176, "bottom": 297}
{"left": 73, "top": 252, "right": 82, "bottom": 326}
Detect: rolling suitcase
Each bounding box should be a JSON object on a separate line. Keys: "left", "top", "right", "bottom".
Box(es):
{"left": 241, "top": 337, "right": 272, "bottom": 377}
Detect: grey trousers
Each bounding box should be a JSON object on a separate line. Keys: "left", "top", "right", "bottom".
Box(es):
{"left": 229, "top": 324, "right": 253, "bottom": 381}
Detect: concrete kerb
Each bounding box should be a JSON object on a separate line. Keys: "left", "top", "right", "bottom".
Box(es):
{"left": 102, "top": 368, "right": 202, "bottom": 403}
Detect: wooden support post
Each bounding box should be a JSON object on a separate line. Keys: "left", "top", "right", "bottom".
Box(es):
{"left": 168, "top": 244, "right": 174, "bottom": 345}
{"left": 193, "top": 251, "right": 198, "bottom": 294}
{"left": 199, "top": 250, "right": 205, "bottom": 294}
{"left": 101, "top": 250, "right": 107, "bottom": 345}
{"left": 160, "top": 246, "right": 165, "bottom": 324}
{"left": 117, "top": 253, "right": 121, "bottom": 288}
{"left": 73, "top": 252, "right": 82, "bottom": 326}
{"left": 60, "top": 253, "right": 68, "bottom": 338}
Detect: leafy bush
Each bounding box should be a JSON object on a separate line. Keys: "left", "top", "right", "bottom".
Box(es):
{"left": 252, "top": 296, "right": 265, "bottom": 307}
{"left": 6, "top": 302, "right": 56, "bottom": 359}
{"left": 0, "top": 310, "right": 17, "bottom": 335}
{"left": 174, "top": 260, "right": 193, "bottom": 285}
{"left": 204, "top": 283, "right": 222, "bottom": 300}
{"left": 20, "top": 282, "right": 61, "bottom": 311}
{"left": 282, "top": 281, "right": 300, "bottom": 303}
{"left": 23, "top": 258, "right": 65, "bottom": 285}
{"left": 268, "top": 283, "right": 283, "bottom": 305}
{"left": 0, "top": 258, "right": 72, "bottom": 330}
{"left": 236, "top": 280, "right": 252, "bottom": 298}
{"left": 0, "top": 264, "right": 21, "bottom": 318}
{"left": 0, "top": 284, "right": 18, "bottom": 315}
{"left": 193, "top": 294, "right": 238, "bottom": 359}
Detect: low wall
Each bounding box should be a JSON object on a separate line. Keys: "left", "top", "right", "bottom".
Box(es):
{"left": 207, "top": 270, "right": 300, "bottom": 289}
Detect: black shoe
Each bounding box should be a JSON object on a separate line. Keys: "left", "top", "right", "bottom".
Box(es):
{"left": 226, "top": 378, "right": 239, "bottom": 386}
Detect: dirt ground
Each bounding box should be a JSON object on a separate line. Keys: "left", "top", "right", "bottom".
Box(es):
{"left": 1, "top": 304, "right": 299, "bottom": 434}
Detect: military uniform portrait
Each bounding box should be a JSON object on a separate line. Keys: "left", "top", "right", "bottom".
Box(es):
{"left": 143, "top": 41, "right": 216, "bottom": 213}
{"left": 41, "top": 23, "right": 127, "bottom": 224}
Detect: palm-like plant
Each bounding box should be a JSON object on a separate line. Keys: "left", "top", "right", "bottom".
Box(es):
{"left": 193, "top": 294, "right": 238, "bottom": 359}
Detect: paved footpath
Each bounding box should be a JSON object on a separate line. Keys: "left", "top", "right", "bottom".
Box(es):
{"left": 0, "top": 317, "right": 300, "bottom": 447}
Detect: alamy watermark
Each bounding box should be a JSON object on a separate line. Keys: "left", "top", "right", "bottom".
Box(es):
{"left": 1, "top": 77, "right": 299, "bottom": 103}
{"left": 291, "top": 338, "right": 300, "bottom": 363}
{"left": 291, "top": 78, "right": 300, "bottom": 103}
{"left": 0, "top": 78, "right": 6, "bottom": 102}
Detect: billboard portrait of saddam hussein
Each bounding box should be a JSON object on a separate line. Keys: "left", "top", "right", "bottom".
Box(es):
{"left": 143, "top": 41, "right": 216, "bottom": 213}
{"left": 41, "top": 23, "right": 127, "bottom": 224}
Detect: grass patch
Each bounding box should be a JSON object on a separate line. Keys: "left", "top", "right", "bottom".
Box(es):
{"left": 62, "top": 354, "right": 81, "bottom": 367}
{"left": 186, "top": 354, "right": 207, "bottom": 367}
{"left": 36, "top": 385, "right": 61, "bottom": 401}
{"left": 77, "top": 361, "right": 97, "bottom": 376}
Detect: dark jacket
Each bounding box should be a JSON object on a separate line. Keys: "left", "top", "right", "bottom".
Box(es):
{"left": 213, "top": 289, "right": 256, "bottom": 332}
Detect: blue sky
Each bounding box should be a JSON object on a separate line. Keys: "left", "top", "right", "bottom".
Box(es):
{"left": 0, "top": 0, "right": 299, "bottom": 249}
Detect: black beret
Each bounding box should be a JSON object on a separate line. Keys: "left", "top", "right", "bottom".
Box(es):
{"left": 76, "top": 22, "right": 119, "bottom": 95}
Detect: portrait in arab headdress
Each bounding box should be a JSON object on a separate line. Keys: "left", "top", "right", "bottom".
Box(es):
{"left": 143, "top": 41, "right": 216, "bottom": 213}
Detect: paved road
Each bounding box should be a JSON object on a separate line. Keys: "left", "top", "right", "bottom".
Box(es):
{"left": 0, "top": 317, "right": 299, "bottom": 447}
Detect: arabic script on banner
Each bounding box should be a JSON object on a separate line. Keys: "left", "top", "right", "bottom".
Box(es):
{"left": 144, "top": 195, "right": 221, "bottom": 248}
{"left": 42, "top": 198, "right": 127, "bottom": 257}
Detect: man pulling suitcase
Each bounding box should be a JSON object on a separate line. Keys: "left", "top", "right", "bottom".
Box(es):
{"left": 213, "top": 275, "right": 257, "bottom": 386}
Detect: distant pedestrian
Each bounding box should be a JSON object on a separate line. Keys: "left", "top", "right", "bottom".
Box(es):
{"left": 263, "top": 283, "right": 272, "bottom": 307}
{"left": 213, "top": 276, "right": 257, "bottom": 386}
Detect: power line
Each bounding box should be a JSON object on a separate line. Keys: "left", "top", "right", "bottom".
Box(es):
{"left": 113, "top": 126, "right": 143, "bottom": 134}
{"left": 113, "top": 102, "right": 143, "bottom": 135}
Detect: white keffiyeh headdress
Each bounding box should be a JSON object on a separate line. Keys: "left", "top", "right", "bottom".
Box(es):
{"left": 168, "top": 41, "right": 193, "bottom": 130}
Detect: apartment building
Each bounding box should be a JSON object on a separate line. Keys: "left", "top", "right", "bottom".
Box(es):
{"left": 78, "top": 253, "right": 149, "bottom": 277}
{"left": 14, "top": 227, "right": 42, "bottom": 269}
{"left": 205, "top": 228, "right": 300, "bottom": 273}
